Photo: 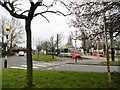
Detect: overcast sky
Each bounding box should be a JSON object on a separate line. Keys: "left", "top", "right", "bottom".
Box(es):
{"left": 0, "top": 0, "right": 82, "bottom": 49}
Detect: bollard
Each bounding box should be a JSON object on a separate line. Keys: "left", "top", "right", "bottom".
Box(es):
{"left": 4, "top": 59, "right": 7, "bottom": 68}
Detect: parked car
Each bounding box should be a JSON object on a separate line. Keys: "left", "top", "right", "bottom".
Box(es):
{"left": 18, "top": 51, "right": 24, "bottom": 56}
{"left": 71, "top": 50, "right": 81, "bottom": 58}
{"left": 92, "top": 52, "right": 104, "bottom": 57}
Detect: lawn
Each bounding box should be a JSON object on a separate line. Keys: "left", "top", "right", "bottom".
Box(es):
{"left": 100, "top": 61, "right": 120, "bottom": 66}
{"left": 2, "top": 68, "right": 120, "bottom": 88}
{"left": 103, "top": 55, "right": 120, "bottom": 58}
{"left": 32, "top": 54, "right": 60, "bottom": 62}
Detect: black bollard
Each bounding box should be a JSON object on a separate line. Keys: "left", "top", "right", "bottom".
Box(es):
{"left": 4, "top": 59, "right": 7, "bottom": 68}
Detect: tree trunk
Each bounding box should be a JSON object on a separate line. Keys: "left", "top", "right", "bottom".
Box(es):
{"left": 52, "top": 47, "right": 54, "bottom": 59}
{"left": 46, "top": 41, "right": 48, "bottom": 55}
{"left": 25, "top": 18, "right": 33, "bottom": 87}
{"left": 57, "top": 34, "right": 59, "bottom": 56}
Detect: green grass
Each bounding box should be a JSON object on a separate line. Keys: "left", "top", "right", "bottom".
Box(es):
{"left": 32, "top": 54, "right": 60, "bottom": 62}
{"left": 103, "top": 55, "right": 120, "bottom": 58}
{"left": 2, "top": 68, "right": 120, "bottom": 88}
{"left": 100, "top": 61, "right": 120, "bottom": 66}
{"left": 115, "top": 55, "right": 120, "bottom": 58}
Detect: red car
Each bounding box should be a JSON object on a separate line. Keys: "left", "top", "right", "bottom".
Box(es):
{"left": 92, "top": 52, "right": 104, "bottom": 57}
{"left": 71, "top": 50, "right": 81, "bottom": 58}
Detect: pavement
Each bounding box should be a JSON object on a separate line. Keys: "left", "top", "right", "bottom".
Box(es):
{"left": 52, "top": 55, "right": 110, "bottom": 65}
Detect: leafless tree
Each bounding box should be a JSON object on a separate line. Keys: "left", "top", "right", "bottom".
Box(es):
{"left": 35, "top": 39, "right": 42, "bottom": 55}
{"left": 0, "top": 0, "right": 70, "bottom": 87}
{"left": 0, "top": 17, "right": 24, "bottom": 52}
{"left": 47, "top": 34, "right": 63, "bottom": 49}
{"left": 47, "top": 33, "right": 63, "bottom": 58}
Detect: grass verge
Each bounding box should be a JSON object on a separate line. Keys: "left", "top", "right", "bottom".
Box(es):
{"left": 32, "top": 54, "right": 60, "bottom": 62}
{"left": 2, "top": 68, "right": 120, "bottom": 88}
{"left": 100, "top": 61, "right": 120, "bottom": 66}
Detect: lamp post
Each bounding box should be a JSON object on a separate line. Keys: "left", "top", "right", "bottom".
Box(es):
{"left": 4, "top": 26, "right": 10, "bottom": 68}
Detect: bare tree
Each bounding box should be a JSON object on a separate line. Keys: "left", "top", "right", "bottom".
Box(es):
{"left": 47, "top": 33, "right": 63, "bottom": 58}
{"left": 35, "top": 39, "right": 42, "bottom": 56}
{"left": 0, "top": 17, "right": 24, "bottom": 54}
{"left": 0, "top": 0, "right": 70, "bottom": 87}
{"left": 9, "top": 17, "right": 24, "bottom": 50}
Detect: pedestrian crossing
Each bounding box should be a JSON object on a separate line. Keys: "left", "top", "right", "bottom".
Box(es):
{"left": 8, "top": 62, "right": 60, "bottom": 70}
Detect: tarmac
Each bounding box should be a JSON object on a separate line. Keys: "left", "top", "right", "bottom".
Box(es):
{"left": 55, "top": 55, "right": 120, "bottom": 65}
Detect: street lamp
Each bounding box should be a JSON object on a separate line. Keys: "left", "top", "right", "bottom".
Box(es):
{"left": 4, "top": 25, "right": 10, "bottom": 68}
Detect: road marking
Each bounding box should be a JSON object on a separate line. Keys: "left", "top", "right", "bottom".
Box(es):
{"left": 33, "top": 64, "right": 47, "bottom": 67}
{"left": 66, "top": 64, "right": 69, "bottom": 66}
{"left": 54, "top": 66, "right": 59, "bottom": 68}
{"left": 43, "top": 62, "right": 59, "bottom": 66}
{"left": 43, "top": 63, "right": 53, "bottom": 65}
{"left": 47, "top": 68, "right": 53, "bottom": 70}
{"left": 20, "top": 65, "right": 27, "bottom": 67}
{"left": 20, "top": 65, "right": 38, "bottom": 69}
{"left": 9, "top": 66, "right": 27, "bottom": 70}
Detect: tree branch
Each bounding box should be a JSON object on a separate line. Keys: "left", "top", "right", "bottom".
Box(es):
{"left": 0, "top": 1, "right": 3, "bottom": 5}
{"left": 34, "top": 10, "right": 71, "bottom": 17}
{"left": 60, "top": 1, "right": 71, "bottom": 11}
{"left": 20, "top": 10, "right": 29, "bottom": 15}
{"left": 38, "top": 14, "right": 49, "bottom": 22}
{"left": 2, "top": 2, "right": 27, "bottom": 19}
{"left": 29, "top": 0, "right": 34, "bottom": 6}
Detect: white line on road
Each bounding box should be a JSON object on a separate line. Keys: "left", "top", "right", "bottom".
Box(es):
{"left": 33, "top": 64, "right": 47, "bottom": 67}
{"left": 20, "top": 65, "right": 38, "bottom": 69}
{"left": 9, "top": 66, "right": 27, "bottom": 70}
{"left": 47, "top": 68, "right": 53, "bottom": 70}
{"left": 54, "top": 66, "right": 59, "bottom": 68}
{"left": 20, "top": 65, "right": 27, "bottom": 67}
{"left": 43, "top": 62, "right": 59, "bottom": 66}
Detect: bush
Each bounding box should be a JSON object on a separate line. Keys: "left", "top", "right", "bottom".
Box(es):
{"left": 9, "top": 51, "right": 15, "bottom": 56}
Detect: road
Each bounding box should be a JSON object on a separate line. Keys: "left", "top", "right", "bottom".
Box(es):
{"left": 0, "top": 55, "right": 119, "bottom": 72}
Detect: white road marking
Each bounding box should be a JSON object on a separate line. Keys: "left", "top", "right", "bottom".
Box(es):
{"left": 33, "top": 64, "right": 47, "bottom": 67}
{"left": 43, "top": 62, "right": 59, "bottom": 66}
{"left": 47, "top": 68, "right": 53, "bottom": 70}
{"left": 20, "top": 65, "right": 38, "bottom": 69}
{"left": 54, "top": 66, "right": 59, "bottom": 68}
{"left": 9, "top": 66, "right": 27, "bottom": 70}
{"left": 20, "top": 65, "right": 27, "bottom": 67}
{"left": 66, "top": 64, "right": 69, "bottom": 66}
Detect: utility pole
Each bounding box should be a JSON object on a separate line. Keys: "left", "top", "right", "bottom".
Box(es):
{"left": 4, "top": 26, "right": 10, "bottom": 68}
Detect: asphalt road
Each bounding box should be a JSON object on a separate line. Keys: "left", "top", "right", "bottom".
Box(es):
{"left": 0, "top": 55, "right": 119, "bottom": 72}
